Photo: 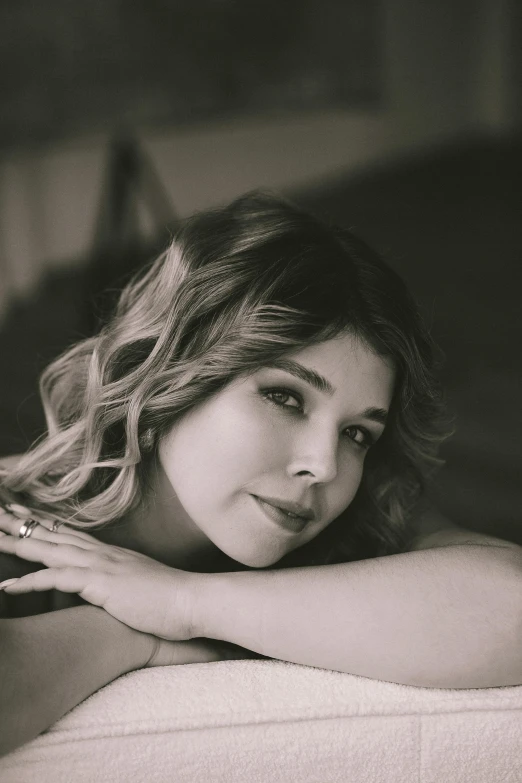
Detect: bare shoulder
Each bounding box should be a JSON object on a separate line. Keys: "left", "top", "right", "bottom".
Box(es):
{"left": 408, "top": 507, "right": 521, "bottom": 552}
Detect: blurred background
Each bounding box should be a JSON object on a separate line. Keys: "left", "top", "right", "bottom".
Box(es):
{"left": 0, "top": 0, "right": 520, "bottom": 543}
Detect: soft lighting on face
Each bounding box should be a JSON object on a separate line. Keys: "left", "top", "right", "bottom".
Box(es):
{"left": 156, "top": 334, "right": 394, "bottom": 568}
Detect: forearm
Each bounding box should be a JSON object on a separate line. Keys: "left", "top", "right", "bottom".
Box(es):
{"left": 195, "top": 545, "right": 522, "bottom": 689}
{"left": 0, "top": 605, "right": 151, "bottom": 757}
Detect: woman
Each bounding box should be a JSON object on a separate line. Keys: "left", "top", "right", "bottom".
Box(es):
{"left": 1, "top": 191, "right": 520, "bottom": 756}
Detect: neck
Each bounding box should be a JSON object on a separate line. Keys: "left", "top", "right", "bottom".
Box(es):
{"left": 94, "top": 458, "right": 236, "bottom": 573}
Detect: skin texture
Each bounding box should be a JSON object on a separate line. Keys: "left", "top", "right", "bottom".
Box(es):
{"left": 0, "top": 336, "right": 521, "bottom": 759}
{"left": 0, "top": 334, "right": 394, "bottom": 635}
{"left": 129, "top": 333, "right": 395, "bottom": 569}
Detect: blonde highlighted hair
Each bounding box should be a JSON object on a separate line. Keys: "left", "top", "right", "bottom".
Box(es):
{"left": 0, "top": 191, "right": 450, "bottom": 566}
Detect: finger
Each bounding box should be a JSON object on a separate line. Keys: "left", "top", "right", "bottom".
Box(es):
{"left": 0, "top": 508, "right": 47, "bottom": 536}
{"left": 29, "top": 524, "right": 98, "bottom": 548}
{"left": 0, "top": 502, "right": 33, "bottom": 519}
{"left": 0, "top": 512, "right": 97, "bottom": 548}
{"left": 44, "top": 524, "right": 102, "bottom": 545}
{"left": 0, "top": 503, "right": 57, "bottom": 531}
{"left": 0, "top": 535, "right": 92, "bottom": 568}
{"left": 0, "top": 567, "right": 103, "bottom": 602}
{"left": 34, "top": 528, "right": 97, "bottom": 548}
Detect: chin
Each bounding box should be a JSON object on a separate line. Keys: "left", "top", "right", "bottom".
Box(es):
{"left": 219, "top": 540, "right": 288, "bottom": 570}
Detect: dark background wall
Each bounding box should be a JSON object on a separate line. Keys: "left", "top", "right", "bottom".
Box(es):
{"left": 0, "top": 0, "right": 381, "bottom": 149}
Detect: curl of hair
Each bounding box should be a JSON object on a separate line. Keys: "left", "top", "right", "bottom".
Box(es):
{"left": 0, "top": 190, "right": 451, "bottom": 566}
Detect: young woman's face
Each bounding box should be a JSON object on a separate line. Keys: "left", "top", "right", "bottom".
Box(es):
{"left": 158, "top": 334, "right": 395, "bottom": 568}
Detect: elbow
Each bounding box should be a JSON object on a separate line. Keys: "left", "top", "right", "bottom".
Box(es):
{"left": 418, "top": 546, "right": 522, "bottom": 689}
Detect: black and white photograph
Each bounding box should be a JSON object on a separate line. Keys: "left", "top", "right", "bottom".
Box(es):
{"left": 0, "top": 1, "right": 521, "bottom": 781}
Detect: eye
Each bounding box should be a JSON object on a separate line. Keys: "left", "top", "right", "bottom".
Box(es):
{"left": 261, "top": 387, "right": 379, "bottom": 449}
{"left": 261, "top": 388, "right": 303, "bottom": 412}
{"left": 343, "top": 425, "right": 375, "bottom": 450}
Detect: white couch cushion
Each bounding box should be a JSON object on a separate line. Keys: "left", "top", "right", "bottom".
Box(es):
{"left": 2, "top": 659, "right": 521, "bottom": 782}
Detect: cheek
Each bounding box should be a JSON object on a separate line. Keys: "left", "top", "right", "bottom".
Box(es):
{"left": 330, "top": 453, "right": 365, "bottom": 516}
{"left": 159, "top": 400, "right": 284, "bottom": 500}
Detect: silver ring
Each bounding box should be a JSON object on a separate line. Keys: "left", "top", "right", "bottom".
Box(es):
{"left": 50, "top": 520, "right": 63, "bottom": 533}
{"left": 18, "top": 519, "right": 40, "bottom": 539}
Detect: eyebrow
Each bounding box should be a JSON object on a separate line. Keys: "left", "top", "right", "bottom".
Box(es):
{"left": 264, "top": 359, "right": 389, "bottom": 425}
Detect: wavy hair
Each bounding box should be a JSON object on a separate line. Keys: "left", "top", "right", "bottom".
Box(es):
{"left": 0, "top": 191, "right": 450, "bottom": 566}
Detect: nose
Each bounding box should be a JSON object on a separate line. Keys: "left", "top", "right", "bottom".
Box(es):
{"left": 286, "top": 425, "right": 339, "bottom": 485}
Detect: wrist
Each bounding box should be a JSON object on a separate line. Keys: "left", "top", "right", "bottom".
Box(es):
{"left": 191, "top": 573, "right": 234, "bottom": 641}
{"left": 190, "top": 570, "right": 263, "bottom": 653}
{"left": 189, "top": 571, "right": 222, "bottom": 639}
{"left": 80, "top": 605, "right": 154, "bottom": 672}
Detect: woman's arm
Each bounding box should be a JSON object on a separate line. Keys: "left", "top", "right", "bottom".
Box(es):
{"left": 3, "top": 510, "right": 520, "bottom": 691}
{"left": 0, "top": 606, "right": 254, "bottom": 757}
{"left": 193, "top": 543, "right": 522, "bottom": 689}
{"left": 0, "top": 606, "right": 152, "bottom": 756}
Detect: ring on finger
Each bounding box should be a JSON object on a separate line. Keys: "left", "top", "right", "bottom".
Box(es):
{"left": 18, "top": 519, "right": 40, "bottom": 539}
{"left": 38, "top": 519, "right": 63, "bottom": 533}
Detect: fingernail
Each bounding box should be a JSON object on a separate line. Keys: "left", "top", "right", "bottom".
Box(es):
{"left": 0, "top": 578, "right": 19, "bottom": 590}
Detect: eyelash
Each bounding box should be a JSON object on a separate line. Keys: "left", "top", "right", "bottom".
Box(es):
{"left": 260, "top": 387, "right": 376, "bottom": 450}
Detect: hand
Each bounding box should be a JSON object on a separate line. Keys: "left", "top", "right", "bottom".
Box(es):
{"left": 0, "top": 507, "right": 201, "bottom": 641}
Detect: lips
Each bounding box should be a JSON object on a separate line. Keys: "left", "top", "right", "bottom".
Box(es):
{"left": 252, "top": 495, "right": 314, "bottom": 534}
{"left": 254, "top": 495, "right": 315, "bottom": 521}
